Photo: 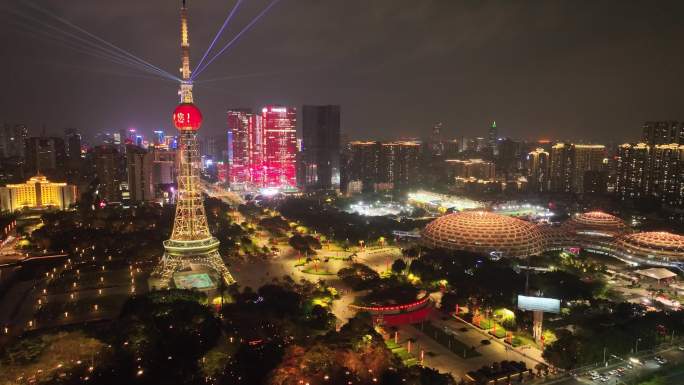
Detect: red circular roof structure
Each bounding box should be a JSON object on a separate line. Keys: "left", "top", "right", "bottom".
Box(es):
{"left": 564, "top": 211, "right": 627, "bottom": 236}
{"left": 173, "top": 103, "right": 203, "bottom": 131}
{"left": 421, "top": 211, "right": 544, "bottom": 257}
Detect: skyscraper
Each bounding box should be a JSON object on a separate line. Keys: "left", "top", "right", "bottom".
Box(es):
{"left": 641, "top": 121, "right": 684, "bottom": 146}
{"left": 23, "top": 137, "right": 67, "bottom": 179}
{"left": 649, "top": 143, "right": 684, "bottom": 207}
{"left": 429, "top": 122, "right": 444, "bottom": 156}
{"left": 379, "top": 141, "right": 421, "bottom": 190}
{"left": 571, "top": 144, "right": 606, "bottom": 194}
{"left": 549, "top": 143, "right": 605, "bottom": 194}
{"left": 125, "top": 145, "right": 153, "bottom": 202}
{"left": 261, "top": 105, "right": 297, "bottom": 188}
{"left": 488, "top": 121, "right": 498, "bottom": 157}
{"left": 300, "top": 105, "right": 341, "bottom": 191}
{"left": 64, "top": 129, "right": 82, "bottom": 161}
{"left": 227, "top": 108, "right": 260, "bottom": 186}
{"left": 93, "top": 145, "right": 125, "bottom": 203}
{"left": 615, "top": 143, "right": 650, "bottom": 200}
{"left": 549, "top": 143, "right": 572, "bottom": 193}
{"left": 527, "top": 148, "right": 550, "bottom": 193}
{"left": 343, "top": 141, "right": 381, "bottom": 193}
{"left": 0, "top": 124, "right": 28, "bottom": 159}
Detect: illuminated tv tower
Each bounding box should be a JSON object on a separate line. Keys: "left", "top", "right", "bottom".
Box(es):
{"left": 151, "top": 0, "right": 235, "bottom": 289}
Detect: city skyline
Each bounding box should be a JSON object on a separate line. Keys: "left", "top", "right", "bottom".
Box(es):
{"left": 2, "top": 0, "right": 684, "bottom": 141}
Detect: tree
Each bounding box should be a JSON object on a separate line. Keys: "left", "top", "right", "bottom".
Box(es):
{"left": 542, "top": 330, "right": 582, "bottom": 369}
{"left": 391, "top": 259, "right": 407, "bottom": 274}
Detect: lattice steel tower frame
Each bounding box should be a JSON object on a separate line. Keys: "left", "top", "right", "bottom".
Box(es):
{"left": 151, "top": 0, "right": 235, "bottom": 288}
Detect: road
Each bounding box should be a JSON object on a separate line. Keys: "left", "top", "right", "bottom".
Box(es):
{"left": 540, "top": 346, "right": 684, "bottom": 385}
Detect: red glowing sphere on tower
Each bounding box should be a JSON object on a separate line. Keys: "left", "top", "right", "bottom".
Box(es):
{"left": 173, "top": 103, "right": 203, "bottom": 131}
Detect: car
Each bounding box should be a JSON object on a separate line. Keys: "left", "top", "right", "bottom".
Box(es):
{"left": 627, "top": 364, "right": 633, "bottom": 369}
{"left": 679, "top": 346, "right": 684, "bottom": 351}
{"left": 480, "top": 339, "right": 491, "bottom": 345}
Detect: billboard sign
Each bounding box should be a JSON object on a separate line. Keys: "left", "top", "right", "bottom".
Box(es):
{"left": 517, "top": 295, "right": 560, "bottom": 313}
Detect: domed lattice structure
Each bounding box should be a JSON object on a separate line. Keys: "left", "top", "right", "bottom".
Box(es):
{"left": 564, "top": 211, "right": 627, "bottom": 236}
{"left": 615, "top": 231, "right": 684, "bottom": 262}
{"left": 421, "top": 211, "right": 544, "bottom": 257}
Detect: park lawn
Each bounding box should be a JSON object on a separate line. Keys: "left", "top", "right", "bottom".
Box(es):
{"left": 475, "top": 317, "right": 496, "bottom": 330}
{"left": 326, "top": 254, "right": 351, "bottom": 261}
{"left": 393, "top": 348, "right": 412, "bottom": 361}
{"left": 512, "top": 333, "right": 539, "bottom": 349}
{"left": 385, "top": 340, "right": 400, "bottom": 350}
{"left": 403, "top": 358, "right": 419, "bottom": 367}
{"left": 488, "top": 325, "right": 507, "bottom": 339}
{"left": 301, "top": 268, "right": 335, "bottom": 276}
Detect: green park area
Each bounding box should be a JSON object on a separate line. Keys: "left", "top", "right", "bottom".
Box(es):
{"left": 384, "top": 339, "right": 419, "bottom": 367}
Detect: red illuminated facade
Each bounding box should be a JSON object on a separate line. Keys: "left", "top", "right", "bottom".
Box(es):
{"left": 227, "top": 109, "right": 261, "bottom": 186}
{"left": 262, "top": 105, "right": 297, "bottom": 188}
{"left": 227, "top": 105, "right": 297, "bottom": 189}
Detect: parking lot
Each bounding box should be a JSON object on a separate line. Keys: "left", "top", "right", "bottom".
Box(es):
{"left": 548, "top": 345, "right": 684, "bottom": 384}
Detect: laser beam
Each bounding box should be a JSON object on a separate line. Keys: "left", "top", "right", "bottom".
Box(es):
{"left": 21, "top": 0, "right": 180, "bottom": 81}
{"left": 191, "top": 0, "right": 282, "bottom": 80}
{"left": 194, "top": 0, "right": 245, "bottom": 75}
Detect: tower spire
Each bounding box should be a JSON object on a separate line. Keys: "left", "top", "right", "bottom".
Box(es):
{"left": 179, "top": 0, "right": 193, "bottom": 103}
{"left": 150, "top": 0, "right": 235, "bottom": 290}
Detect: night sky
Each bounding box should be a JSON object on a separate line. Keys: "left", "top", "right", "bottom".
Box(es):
{"left": 1, "top": 0, "right": 683, "bottom": 143}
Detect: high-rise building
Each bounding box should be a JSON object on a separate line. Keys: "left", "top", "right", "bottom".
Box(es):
{"left": 445, "top": 159, "right": 496, "bottom": 181}
{"left": 443, "top": 139, "right": 460, "bottom": 158}
{"left": 126, "top": 145, "right": 154, "bottom": 202}
{"left": 93, "top": 145, "right": 125, "bottom": 203}
{"left": 550, "top": 143, "right": 572, "bottom": 193}
{"left": 0, "top": 124, "right": 28, "bottom": 159}
{"left": 527, "top": 148, "right": 550, "bottom": 193}
{"left": 488, "top": 121, "right": 498, "bottom": 156}
{"left": 23, "top": 137, "right": 67, "bottom": 179}
{"left": 203, "top": 135, "right": 228, "bottom": 162}
{"left": 150, "top": 147, "right": 177, "bottom": 186}
{"left": 227, "top": 108, "right": 264, "bottom": 187}
{"left": 341, "top": 140, "right": 422, "bottom": 192}
{"left": 153, "top": 130, "right": 165, "bottom": 146}
{"left": 379, "top": 141, "right": 421, "bottom": 189}
{"left": 641, "top": 121, "right": 684, "bottom": 146}
{"left": 429, "top": 122, "right": 444, "bottom": 156}
{"left": 300, "top": 105, "right": 341, "bottom": 191}
{"left": 497, "top": 138, "right": 523, "bottom": 176}
{"left": 571, "top": 144, "right": 606, "bottom": 194}
{"left": 615, "top": 143, "right": 650, "bottom": 201}
{"left": 261, "top": 105, "right": 297, "bottom": 188}
{"left": 649, "top": 143, "right": 684, "bottom": 207}
{"left": 549, "top": 143, "right": 605, "bottom": 194}
{"left": 343, "top": 141, "right": 381, "bottom": 193}
{"left": 64, "top": 129, "right": 82, "bottom": 160}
